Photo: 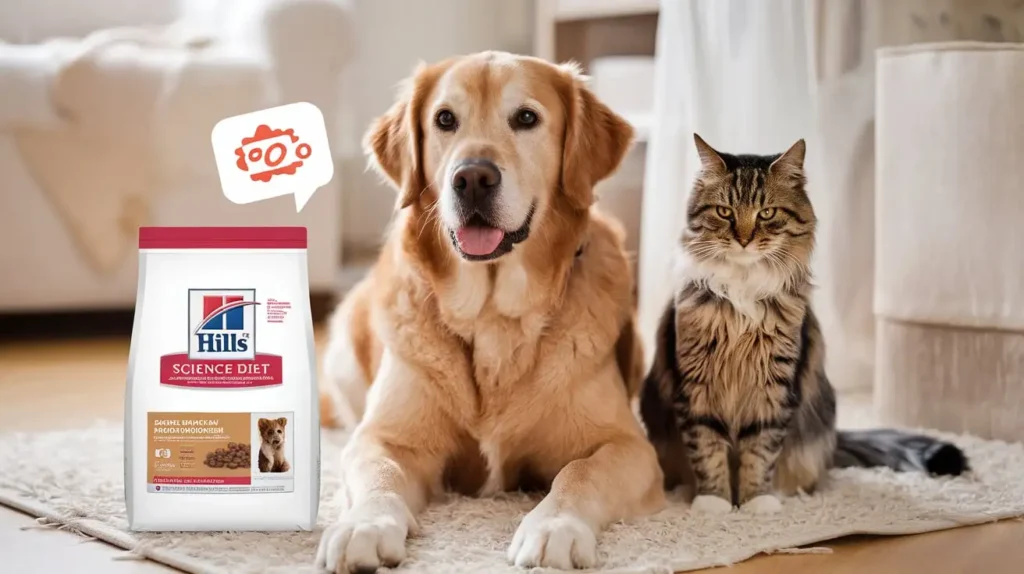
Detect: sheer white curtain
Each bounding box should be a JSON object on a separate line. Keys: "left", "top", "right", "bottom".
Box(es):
{"left": 638, "top": 0, "right": 1024, "bottom": 393}
{"left": 636, "top": 0, "right": 824, "bottom": 378}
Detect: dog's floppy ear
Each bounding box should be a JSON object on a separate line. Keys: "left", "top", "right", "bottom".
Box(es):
{"left": 363, "top": 62, "right": 441, "bottom": 209}
{"left": 258, "top": 418, "right": 270, "bottom": 432}
{"left": 558, "top": 62, "right": 634, "bottom": 211}
{"left": 276, "top": 417, "right": 288, "bottom": 427}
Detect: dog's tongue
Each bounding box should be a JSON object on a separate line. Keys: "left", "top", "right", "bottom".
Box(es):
{"left": 456, "top": 226, "right": 504, "bottom": 256}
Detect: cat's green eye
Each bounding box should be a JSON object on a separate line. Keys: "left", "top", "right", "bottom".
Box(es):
{"left": 758, "top": 207, "right": 777, "bottom": 220}
{"left": 716, "top": 206, "right": 733, "bottom": 218}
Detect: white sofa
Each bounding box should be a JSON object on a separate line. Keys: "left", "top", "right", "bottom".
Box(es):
{"left": 0, "top": 0, "right": 352, "bottom": 312}
{"left": 875, "top": 42, "right": 1024, "bottom": 442}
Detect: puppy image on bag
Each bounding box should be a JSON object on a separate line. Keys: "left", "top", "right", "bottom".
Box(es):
{"left": 258, "top": 417, "right": 290, "bottom": 473}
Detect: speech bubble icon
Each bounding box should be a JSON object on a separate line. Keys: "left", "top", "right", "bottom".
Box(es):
{"left": 211, "top": 102, "right": 334, "bottom": 212}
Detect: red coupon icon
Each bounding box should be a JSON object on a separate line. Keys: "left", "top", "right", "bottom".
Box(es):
{"left": 234, "top": 125, "right": 314, "bottom": 182}
{"left": 212, "top": 102, "right": 334, "bottom": 212}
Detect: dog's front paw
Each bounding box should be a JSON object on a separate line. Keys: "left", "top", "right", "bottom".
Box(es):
{"left": 741, "top": 494, "right": 782, "bottom": 515}
{"left": 508, "top": 508, "right": 596, "bottom": 570}
{"left": 690, "top": 494, "right": 733, "bottom": 515}
{"left": 314, "top": 495, "right": 413, "bottom": 573}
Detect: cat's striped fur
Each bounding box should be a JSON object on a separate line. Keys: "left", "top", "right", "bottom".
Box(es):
{"left": 639, "top": 135, "right": 968, "bottom": 513}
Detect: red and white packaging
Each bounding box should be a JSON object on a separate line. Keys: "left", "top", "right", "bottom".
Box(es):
{"left": 125, "top": 227, "right": 319, "bottom": 531}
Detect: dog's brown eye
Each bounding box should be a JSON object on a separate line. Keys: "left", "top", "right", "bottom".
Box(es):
{"left": 758, "top": 207, "right": 777, "bottom": 220}
{"left": 435, "top": 109, "right": 457, "bottom": 131}
{"left": 511, "top": 108, "right": 539, "bottom": 130}
{"left": 716, "top": 206, "right": 733, "bottom": 218}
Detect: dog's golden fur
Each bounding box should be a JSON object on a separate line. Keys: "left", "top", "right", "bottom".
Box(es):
{"left": 316, "top": 51, "right": 664, "bottom": 572}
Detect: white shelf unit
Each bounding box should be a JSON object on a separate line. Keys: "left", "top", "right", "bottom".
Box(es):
{"left": 535, "top": 0, "right": 659, "bottom": 80}
{"left": 553, "top": 0, "right": 660, "bottom": 22}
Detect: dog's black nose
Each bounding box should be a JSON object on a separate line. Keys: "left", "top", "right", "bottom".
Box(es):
{"left": 451, "top": 159, "right": 501, "bottom": 205}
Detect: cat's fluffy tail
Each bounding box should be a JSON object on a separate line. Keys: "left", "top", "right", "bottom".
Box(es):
{"left": 834, "top": 429, "right": 969, "bottom": 476}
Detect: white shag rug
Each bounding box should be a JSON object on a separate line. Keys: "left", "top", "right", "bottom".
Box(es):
{"left": 2, "top": 423, "right": 1024, "bottom": 574}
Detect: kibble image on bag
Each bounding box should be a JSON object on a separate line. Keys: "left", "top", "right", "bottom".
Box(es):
{"left": 125, "top": 227, "right": 319, "bottom": 531}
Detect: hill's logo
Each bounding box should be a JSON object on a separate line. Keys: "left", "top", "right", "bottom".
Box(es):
{"left": 188, "top": 289, "right": 259, "bottom": 360}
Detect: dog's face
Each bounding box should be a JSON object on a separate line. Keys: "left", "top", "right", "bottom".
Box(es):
{"left": 424, "top": 55, "right": 562, "bottom": 261}
{"left": 365, "top": 51, "right": 634, "bottom": 263}
{"left": 258, "top": 417, "right": 287, "bottom": 448}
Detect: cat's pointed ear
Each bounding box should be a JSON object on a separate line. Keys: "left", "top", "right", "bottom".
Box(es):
{"left": 770, "top": 139, "right": 806, "bottom": 176}
{"left": 694, "top": 133, "right": 727, "bottom": 176}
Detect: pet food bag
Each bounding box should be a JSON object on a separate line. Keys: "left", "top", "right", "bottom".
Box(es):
{"left": 125, "top": 227, "right": 319, "bottom": 531}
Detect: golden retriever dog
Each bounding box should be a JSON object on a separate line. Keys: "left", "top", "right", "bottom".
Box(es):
{"left": 315, "top": 51, "right": 664, "bottom": 572}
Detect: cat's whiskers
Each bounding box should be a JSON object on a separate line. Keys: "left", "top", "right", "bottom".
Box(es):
{"left": 683, "top": 239, "right": 724, "bottom": 262}
{"left": 764, "top": 248, "right": 811, "bottom": 291}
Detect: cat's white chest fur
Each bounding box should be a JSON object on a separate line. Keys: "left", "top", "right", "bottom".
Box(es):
{"left": 673, "top": 251, "right": 789, "bottom": 324}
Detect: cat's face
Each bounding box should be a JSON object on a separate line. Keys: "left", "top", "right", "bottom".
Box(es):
{"left": 683, "top": 135, "right": 816, "bottom": 273}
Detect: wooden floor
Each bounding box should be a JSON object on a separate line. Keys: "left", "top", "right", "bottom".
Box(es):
{"left": 0, "top": 335, "right": 1022, "bottom": 573}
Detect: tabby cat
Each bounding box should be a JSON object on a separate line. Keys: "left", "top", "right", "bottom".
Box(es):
{"left": 639, "top": 135, "right": 968, "bottom": 514}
